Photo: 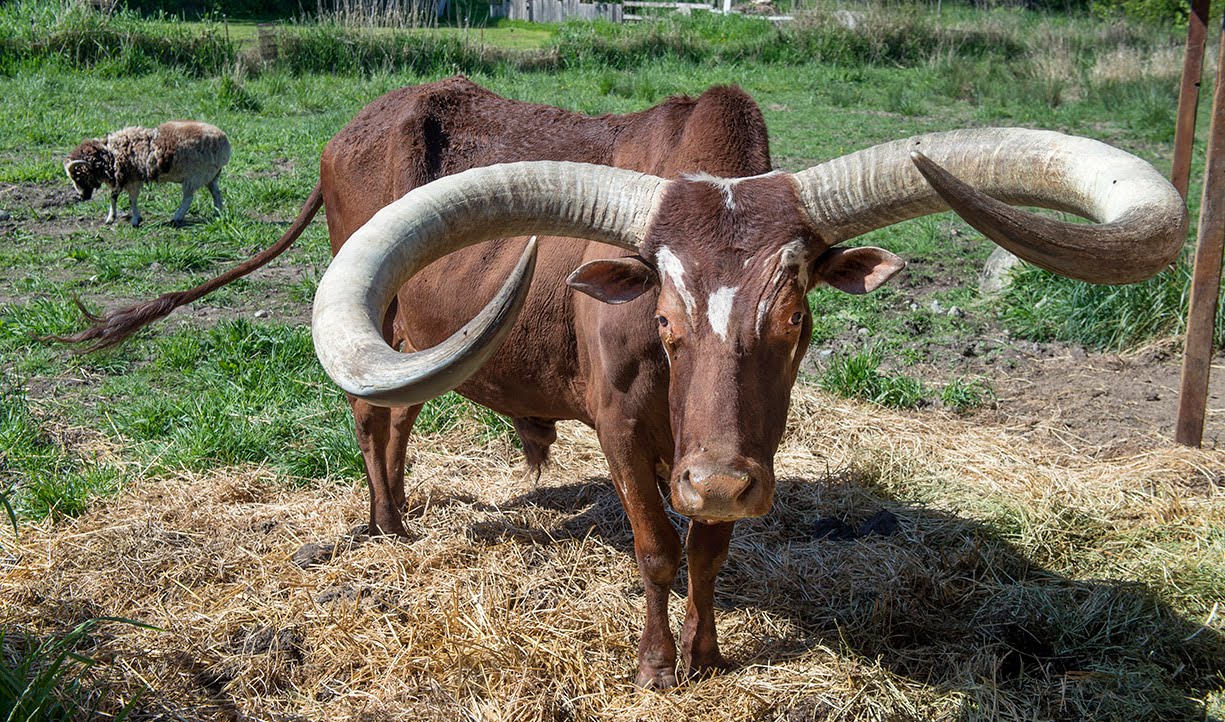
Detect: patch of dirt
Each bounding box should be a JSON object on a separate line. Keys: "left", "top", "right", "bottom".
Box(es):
{"left": 971, "top": 346, "right": 1225, "bottom": 453}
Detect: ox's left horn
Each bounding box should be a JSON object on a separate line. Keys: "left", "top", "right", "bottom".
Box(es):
{"left": 791, "top": 128, "right": 1187, "bottom": 284}
{"left": 313, "top": 161, "right": 668, "bottom": 407}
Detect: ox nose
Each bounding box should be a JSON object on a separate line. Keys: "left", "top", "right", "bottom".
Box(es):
{"left": 672, "top": 457, "right": 773, "bottom": 522}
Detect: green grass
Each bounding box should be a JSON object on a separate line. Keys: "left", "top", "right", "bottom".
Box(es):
{"left": 0, "top": 374, "right": 125, "bottom": 520}
{"left": 0, "top": 618, "right": 144, "bottom": 721}
{"left": 0, "top": 3, "right": 1204, "bottom": 505}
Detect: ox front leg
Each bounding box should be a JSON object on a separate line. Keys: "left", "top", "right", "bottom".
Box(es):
{"left": 350, "top": 398, "right": 422, "bottom": 538}
{"left": 681, "top": 520, "right": 734, "bottom": 675}
{"left": 599, "top": 426, "right": 682, "bottom": 689}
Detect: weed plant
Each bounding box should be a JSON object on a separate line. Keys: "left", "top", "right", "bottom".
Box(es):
{"left": 0, "top": 619, "right": 142, "bottom": 721}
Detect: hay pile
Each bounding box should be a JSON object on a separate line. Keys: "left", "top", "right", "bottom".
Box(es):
{"left": 2, "top": 385, "right": 1223, "bottom": 721}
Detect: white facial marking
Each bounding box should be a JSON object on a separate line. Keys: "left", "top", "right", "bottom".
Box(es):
{"left": 756, "top": 297, "right": 771, "bottom": 335}
{"left": 655, "top": 246, "right": 696, "bottom": 317}
{"left": 779, "top": 238, "right": 812, "bottom": 289}
{"left": 706, "top": 286, "right": 739, "bottom": 342}
{"left": 757, "top": 239, "right": 814, "bottom": 336}
{"left": 682, "top": 170, "right": 781, "bottom": 213}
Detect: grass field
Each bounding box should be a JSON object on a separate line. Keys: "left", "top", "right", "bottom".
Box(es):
{"left": 1, "top": 2, "right": 1223, "bottom": 720}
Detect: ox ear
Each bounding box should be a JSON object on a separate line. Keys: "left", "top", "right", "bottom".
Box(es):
{"left": 813, "top": 246, "right": 906, "bottom": 295}
{"left": 567, "top": 257, "right": 658, "bottom": 304}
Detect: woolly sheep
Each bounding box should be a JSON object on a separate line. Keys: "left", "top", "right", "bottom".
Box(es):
{"left": 64, "top": 121, "right": 231, "bottom": 227}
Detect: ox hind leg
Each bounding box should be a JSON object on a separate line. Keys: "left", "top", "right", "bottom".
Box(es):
{"left": 351, "top": 399, "right": 421, "bottom": 537}
{"left": 597, "top": 424, "right": 682, "bottom": 688}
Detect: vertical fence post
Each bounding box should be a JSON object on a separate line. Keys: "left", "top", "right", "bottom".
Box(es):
{"left": 1176, "top": 14, "right": 1225, "bottom": 446}
{"left": 1172, "top": 0, "right": 1211, "bottom": 199}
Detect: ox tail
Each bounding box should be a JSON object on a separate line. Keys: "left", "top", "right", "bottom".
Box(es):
{"left": 53, "top": 183, "right": 325, "bottom": 353}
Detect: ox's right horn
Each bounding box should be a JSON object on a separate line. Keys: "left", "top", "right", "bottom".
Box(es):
{"left": 312, "top": 161, "right": 668, "bottom": 407}
{"left": 791, "top": 128, "right": 1187, "bottom": 284}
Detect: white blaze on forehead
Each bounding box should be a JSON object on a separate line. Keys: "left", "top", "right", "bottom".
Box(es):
{"left": 683, "top": 170, "right": 783, "bottom": 213}
{"left": 706, "top": 286, "right": 739, "bottom": 341}
{"left": 655, "top": 245, "right": 697, "bottom": 317}
{"left": 685, "top": 172, "right": 740, "bottom": 211}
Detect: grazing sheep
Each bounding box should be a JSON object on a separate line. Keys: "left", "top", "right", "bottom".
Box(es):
{"left": 64, "top": 121, "right": 231, "bottom": 227}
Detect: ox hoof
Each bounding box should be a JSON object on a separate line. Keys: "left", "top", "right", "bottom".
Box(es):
{"left": 683, "top": 653, "right": 731, "bottom": 679}
{"left": 634, "top": 666, "right": 678, "bottom": 690}
{"left": 364, "top": 520, "right": 419, "bottom": 542}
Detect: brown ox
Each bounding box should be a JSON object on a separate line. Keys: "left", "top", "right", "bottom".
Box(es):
{"left": 62, "top": 77, "right": 1186, "bottom": 687}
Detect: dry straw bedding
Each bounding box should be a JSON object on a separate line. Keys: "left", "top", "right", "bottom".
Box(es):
{"left": 2, "top": 386, "right": 1223, "bottom": 720}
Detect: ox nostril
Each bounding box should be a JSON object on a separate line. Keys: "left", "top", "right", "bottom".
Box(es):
{"left": 681, "top": 469, "right": 693, "bottom": 485}
{"left": 736, "top": 474, "right": 758, "bottom": 503}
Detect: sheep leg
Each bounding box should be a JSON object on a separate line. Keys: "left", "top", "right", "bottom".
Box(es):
{"left": 207, "top": 173, "right": 223, "bottom": 216}
{"left": 105, "top": 191, "right": 118, "bottom": 224}
{"left": 128, "top": 186, "right": 142, "bottom": 227}
{"left": 171, "top": 182, "right": 199, "bottom": 228}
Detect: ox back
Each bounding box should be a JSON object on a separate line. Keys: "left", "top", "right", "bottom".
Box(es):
{"left": 320, "top": 77, "right": 770, "bottom": 434}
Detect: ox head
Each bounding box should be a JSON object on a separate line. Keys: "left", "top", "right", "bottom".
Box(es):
{"left": 565, "top": 173, "right": 905, "bottom": 521}
{"left": 64, "top": 140, "right": 111, "bottom": 201}
{"left": 312, "top": 128, "right": 1187, "bottom": 522}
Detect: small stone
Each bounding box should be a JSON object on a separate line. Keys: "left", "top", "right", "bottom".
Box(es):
{"left": 1146, "top": 392, "right": 1161, "bottom": 402}
{"left": 817, "top": 348, "right": 834, "bottom": 359}
{"left": 947, "top": 306, "right": 964, "bottom": 318}
{"left": 856, "top": 327, "right": 870, "bottom": 336}
{"left": 928, "top": 299, "right": 943, "bottom": 314}
{"left": 980, "top": 246, "right": 1023, "bottom": 295}
{"left": 908, "top": 302, "right": 918, "bottom": 311}
{"left": 254, "top": 309, "right": 270, "bottom": 319}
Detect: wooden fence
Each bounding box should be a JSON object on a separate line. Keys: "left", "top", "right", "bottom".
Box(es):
{"left": 488, "top": 0, "right": 789, "bottom": 24}
{"left": 490, "top": 0, "right": 624, "bottom": 22}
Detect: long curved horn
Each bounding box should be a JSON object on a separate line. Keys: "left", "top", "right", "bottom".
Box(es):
{"left": 312, "top": 161, "right": 669, "bottom": 407}
{"left": 791, "top": 128, "right": 1187, "bottom": 284}
{"left": 64, "top": 159, "right": 89, "bottom": 170}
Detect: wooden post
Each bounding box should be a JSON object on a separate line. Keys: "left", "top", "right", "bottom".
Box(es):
{"left": 1172, "top": 0, "right": 1211, "bottom": 199}
{"left": 1175, "top": 14, "right": 1225, "bottom": 446}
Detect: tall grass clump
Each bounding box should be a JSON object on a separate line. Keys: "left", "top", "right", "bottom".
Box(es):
{"left": 999, "top": 258, "right": 1225, "bottom": 351}
{"left": 266, "top": 21, "right": 518, "bottom": 75}
{"left": 0, "top": 1, "right": 233, "bottom": 76}
{"left": 0, "top": 620, "right": 141, "bottom": 722}
{"left": 819, "top": 349, "right": 927, "bottom": 409}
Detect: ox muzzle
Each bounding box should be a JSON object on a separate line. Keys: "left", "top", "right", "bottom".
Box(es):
{"left": 672, "top": 451, "right": 774, "bottom": 522}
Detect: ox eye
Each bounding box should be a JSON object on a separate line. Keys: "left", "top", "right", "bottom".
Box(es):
{"left": 789, "top": 311, "right": 804, "bottom": 326}
{"left": 656, "top": 315, "right": 669, "bottom": 328}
